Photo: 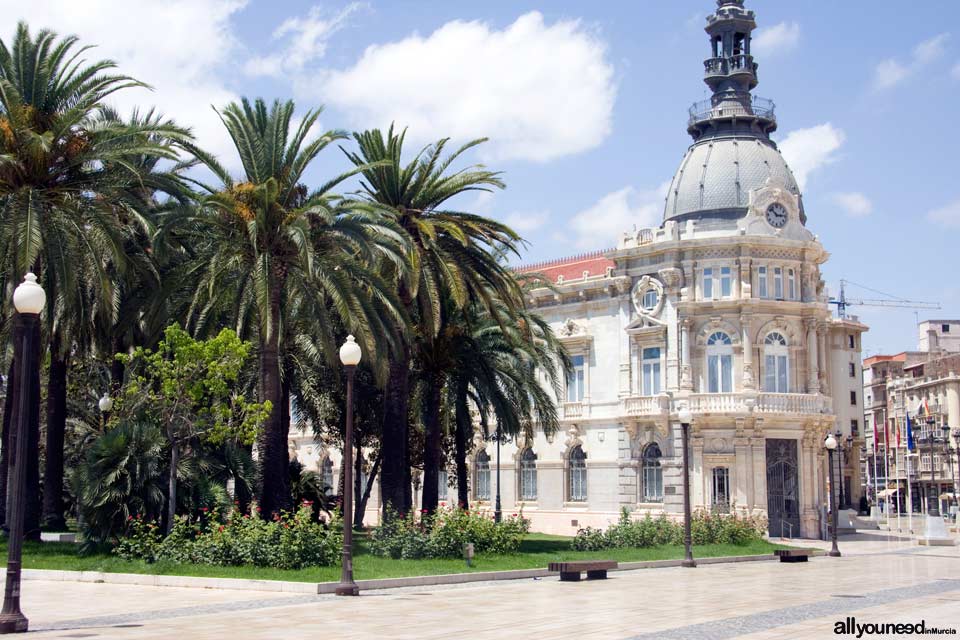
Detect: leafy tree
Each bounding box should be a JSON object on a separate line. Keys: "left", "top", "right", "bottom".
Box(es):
{"left": 343, "top": 126, "right": 525, "bottom": 516}
{"left": 115, "top": 324, "right": 270, "bottom": 532}
{"left": 180, "top": 98, "right": 405, "bottom": 516}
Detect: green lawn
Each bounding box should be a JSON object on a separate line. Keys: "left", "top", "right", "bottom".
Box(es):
{"left": 5, "top": 534, "right": 786, "bottom": 583}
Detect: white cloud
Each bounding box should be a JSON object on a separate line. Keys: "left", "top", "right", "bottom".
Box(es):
{"left": 2, "top": 0, "right": 247, "bottom": 166}
{"left": 310, "top": 12, "right": 616, "bottom": 163}
{"left": 567, "top": 183, "right": 669, "bottom": 250}
{"left": 926, "top": 198, "right": 960, "bottom": 228}
{"left": 244, "top": 3, "right": 364, "bottom": 78}
{"left": 503, "top": 211, "right": 549, "bottom": 234}
{"left": 952, "top": 61, "right": 960, "bottom": 80}
{"left": 777, "top": 123, "right": 845, "bottom": 191}
{"left": 752, "top": 21, "right": 800, "bottom": 57}
{"left": 832, "top": 192, "right": 872, "bottom": 218}
{"left": 873, "top": 33, "right": 950, "bottom": 90}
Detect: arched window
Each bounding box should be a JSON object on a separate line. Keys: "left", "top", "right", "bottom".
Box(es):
{"left": 763, "top": 332, "right": 789, "bottom": 393}
{"left": 706, "top": 331, "right": 734, "bottom": 393}
{"left": 568, "top": 446, "right": 587, "bottom": 502}
{"left": 474, "top": 450, "right": 491, "bottom": 501}
{"left": 519, "top": 448, "right": 538, "bottom": 501}
{"left": 641, "top": 444, "right": 663, "bottom": 502}
{"left": 321, "top": 457, "right": 334, "bottom": 496}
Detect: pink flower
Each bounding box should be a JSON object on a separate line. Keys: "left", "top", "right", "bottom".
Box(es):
{"left": 440, "top": 502, "right": 446, "bottom": 507}
{"left": 200, "top": 507, "right": 209, "bottom": 513}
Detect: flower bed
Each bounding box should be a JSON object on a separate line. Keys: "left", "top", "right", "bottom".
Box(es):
{"left": 369, "top": 505, "right": 530, "bottom": 559}
{"left": 573, "top": 508, "right": 767, "bottom": 551}
{"left": 114, "top": 504, "right": 342, "bottom": 570}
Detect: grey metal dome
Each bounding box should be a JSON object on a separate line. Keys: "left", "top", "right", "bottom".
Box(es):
{"left": 662, "top": 136, "right": 802, "bottom": 223}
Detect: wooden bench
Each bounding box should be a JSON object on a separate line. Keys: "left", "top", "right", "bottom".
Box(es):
{"left": 774, "top": 549, "right": 813, "bottom": 563}
{"left": 548, "top": 560, "right": 618, "bottom": 581}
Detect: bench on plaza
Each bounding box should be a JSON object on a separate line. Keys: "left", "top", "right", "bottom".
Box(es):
{"left": 548, "top": 560, "right": 618, "bottom": 581}
{"left": 774, "top": 549, "right": 813, "bottom": 563}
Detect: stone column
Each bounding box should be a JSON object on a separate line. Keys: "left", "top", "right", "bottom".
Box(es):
{"left": 734, "top": 419, "right": 750, "bottom": 508}
{"left": 692, "top": 428, "right": 705, "bottom": 509}
{"left": 618, "top": 423, "right": 638, "bottom": 509}
{"left": 738, "top": 256, "right": 752, "bottom": 300}
{"left": 681, "top": 318, "right": 693, "bottom": 390}
{"left": 805, "top": 318, "right": 819, "bottom": 394}
{"left": 618, "top": 294, "right": 632, "bottom": 398}
{"left": 741, "top": 313, "right": 754, "bottom": 390}
{"left": 750, "top": 422, "right": 766, "bottom": 514}
{"left": 799, "top": 426, "right": 819, "bottom": 538}
{"left": 817, "top": 325, "right": 828, "bottom": 391}
{"left": 946, "top": 377, "right": 960, "bottom": 427}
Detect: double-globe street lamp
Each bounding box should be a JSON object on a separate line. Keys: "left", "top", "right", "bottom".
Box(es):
{"left": 923, "top": 418, "right": 940, "bottom": 518}
{"left": 335, "top": 335, "right": 361, "bottom": 597}
{"left": 824, "top": 433, "right": 841, "bottom": 558}
{"left": 0, "top": 274, "right": 46, "bottom": 634}
{"left": 678, "top": 406, "right": 695, "bottom": 569}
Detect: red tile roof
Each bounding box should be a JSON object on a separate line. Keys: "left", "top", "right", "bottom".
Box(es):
{"left": 517, "top": 249, "right": 615, "bottom": 284}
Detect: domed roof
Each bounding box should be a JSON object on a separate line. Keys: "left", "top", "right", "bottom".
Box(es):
{"left": 662, "top": 136, "right": 802, "bottom": 224}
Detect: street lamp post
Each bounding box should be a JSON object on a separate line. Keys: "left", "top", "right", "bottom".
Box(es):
{"left": 0, "top": 274, "right": 46, "bottom": 634}
{"left": 98, "top": 393, "right": 113, "bottom": 429}
{"left": 944, "top": 425, "right": 956, "bottom": 520}
{"left": 678, "top": 406, "right": 695, "bottom": 568}
{"left": 835, "top": 430, "right": 846, "bottom": 509}
{"left": 494, "top": 422, "right": 502, "bottom": 524}
{"left": 335, "top": 335, "right": 361, "bottom": 597}
{"left": 824, "top": 433, "right": 841, "bottom": 557}
{"left": 926, "top": 418, "right": 939, "bottom": 518}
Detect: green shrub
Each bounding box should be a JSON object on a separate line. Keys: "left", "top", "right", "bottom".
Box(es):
{"left": 114, "top": 504, "right": 342, "bottom": 569}
{"left": 369, "top": 506, "right": 529, "bottom": 559}
{"left": 571, "top": 508, "right": 767, "bottom": 550}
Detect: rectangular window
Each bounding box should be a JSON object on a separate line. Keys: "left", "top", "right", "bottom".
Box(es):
{"left": 712, "top": 467, "right": 730, "bottom": 513}
{"left": 641, "top": 347, "right": 661, "bottom": 396}
{"left": 942, "top": 324, "right": 950, "bottom": 333}
{"left": 774, "top": 267, "right": 783, "bottom": 299}
{"left": 764, "top": 354, "right": 788, "bottom": 393}
{"left": 849, "top": 362, "right": 856, "bottom": 377}
{"left": 850, "top": 390, "right": 857, "bottom": 406}
{"left": 758, "top": 266, "right": 768, "bottom": 298}
{"left": 703, "top": 267, "right": 713, "bottom": 299}
{"left": 850, "top": 419, "right": 859, "bottom": 436}
{"left": 848, "top": 334, "right": 855, "bottom": 349}
{"left": 567, "top": 355, "right": 585, "bottom": 402}
{"left": 787, "top": 269, "right": 796, "bottom": 300}
{"left": 720, "top": 267, "right": 732, "bottom": 298}
{"left": 708, "top": 354, "right": 733, "bottom": 393}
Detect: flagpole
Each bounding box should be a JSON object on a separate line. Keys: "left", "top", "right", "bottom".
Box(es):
{"left": 884, "top": 439, "right": 891, "bottom": 530}
{"left": 872, "top": 440, "right": 880, "bottom": 522}
{"left": 906, "top": 452, "right": 914, "bottom": 534}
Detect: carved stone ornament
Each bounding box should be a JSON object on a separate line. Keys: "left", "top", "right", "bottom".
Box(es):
{"left": 558, "top": 318, "right": 586, "bottom": 337}
{"left": 631, "top": 275, "right": 666, "bottom": 317}
{"left": 564, "top": 424, "right": 584, "bottom": 451}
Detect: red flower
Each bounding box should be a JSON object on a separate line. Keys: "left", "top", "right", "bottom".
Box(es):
{"left": 127, "top": 515, "right": 133, "bottom": 522}
{"left": 217, "top": 525, "right": 224, "bottom": 533}
{"left": 511, "top": 513, "right": 517, "bottom": 517}
{"left": 440, "top": 502, "right": 446, "bottom": 507}
{"left": 421, "top": 509, "right": 428, "bottom": 513}
{"left": 200, "top": 507, "right": 209, "bottom": 513}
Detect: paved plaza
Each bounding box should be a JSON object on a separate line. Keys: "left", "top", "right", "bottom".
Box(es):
{"left": 14, "top": 531, "right": 959, "bottom": 639}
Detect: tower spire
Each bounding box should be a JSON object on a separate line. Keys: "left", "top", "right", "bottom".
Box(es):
{"left": 686, "top": 0, "right": 776, "bottom": 141}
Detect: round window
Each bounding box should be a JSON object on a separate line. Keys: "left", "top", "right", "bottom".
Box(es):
{"left": 642, "top": 288, "right": 659, "bottom": 310}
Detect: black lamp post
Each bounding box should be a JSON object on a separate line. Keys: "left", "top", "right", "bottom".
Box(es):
{"left": 493, "top": 422, "right": 502, "bottom": 524}
{"left": 925, "top": 418, "right": 939, "bottom": 518}
{"left": 0, "top": 273, "right": 46, "bottom": 634}
{"left": 678, "top": 406, "right": 695, "bottom": 568}
{"left": 943, "top": 425, "right": 955, "bottom": 518}
{"left": 954, "top": 430, "right": 960, "bottom": 516}
{"left": 335, "top": 335, "right": 361, "bottom": 597}
{"left": 835, "top": 429, "right": 846, "bottom": 509}
{"left": 98, "top": 393, "right": 113, "bottom": 429}
{"left": 824, "top": 432, "right": 841, "bottom": 557}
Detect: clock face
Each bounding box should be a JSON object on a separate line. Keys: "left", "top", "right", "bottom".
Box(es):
{"left": 765, "top": 202, "right": 788, "bottom": 228}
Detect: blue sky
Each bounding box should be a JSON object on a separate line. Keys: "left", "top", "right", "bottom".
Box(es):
{"left": 6, "top": 0, "right": 960, "bottom": 355}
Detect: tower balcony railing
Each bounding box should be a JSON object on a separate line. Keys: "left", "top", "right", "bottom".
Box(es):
{"left": 703, "top": 54, "right": 755, "bottom": 78}
{"left": 688, "top": 95, "right": 776, "bottom": 127}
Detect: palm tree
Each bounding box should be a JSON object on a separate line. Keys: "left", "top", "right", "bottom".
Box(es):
{"left": 0, "top": 22, "right": 191, "bottom": 531}
{"left": 343, "top": 126, "right": 525, "bottom": 517}
{"left": 181, "top": 98, "right": 405, "bottom": 516}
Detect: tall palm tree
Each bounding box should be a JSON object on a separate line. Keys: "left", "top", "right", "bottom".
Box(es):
{"left": 181, "top": 98, "right": 405, "bottom": 515}
{"left": 343, "top": 126, "right": 525, "bottom": 517}
{"left": 0, "top": 22, "right": 191, "bottom": 531}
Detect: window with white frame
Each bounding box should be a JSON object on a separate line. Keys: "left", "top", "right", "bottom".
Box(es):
{"left": 706, "top": 331, "right": 734, "bottom": 393}
{"left": 568, "top": 446, "right": 587, "bottom": 502}
{"left": 321, "top": 458, "right": 334, "bottom": 495}
{"left": 763, "top": 332, "right": 789, "bottom": 393}
{"left": 641, "top": 443, "right": 663, "bottom": 502}
{"left": 703, "top": 267, "right": 714, "bottom": 299}
{"left": 703, "top": 266, "right": 732, "bottom": 300}
{"left": 566, "top": 354, "right": 585, "bottom": 402}
{"left": 519, "top": 448, "right": 538, "bottom": 501}
{"left": 641, "top": 347, "right": 662, "bottom": 396}
{"left": 475, "top": 450, "right": 490, "bottom": 500}
{"left": 712, "top": 467, "right": 730, "bottom": 512}
{"left": 773, "top": 267, "right": 783, "bottom": 299}
{"left": 641, "top": 288, "right": 659, "bottom": 311}
{"left": 787, "top": 269, "right": 796, "bottom": 300}
{"left": 757, "top": 266, "right": 768, "bottom": 298}
{"left": 720, "top": 266, "right": 732, "bottom": 298}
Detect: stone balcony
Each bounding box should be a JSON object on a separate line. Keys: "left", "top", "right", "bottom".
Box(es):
{"left": 562, "top": 402, "right": 584, "bottom": 419}
{"left": 621, "top": 391, "right": 832, "bottom": 419}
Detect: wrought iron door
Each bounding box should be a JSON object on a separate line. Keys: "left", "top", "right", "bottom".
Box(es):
{"left": 766, "top": 439, "right": 800, "bottom": 537}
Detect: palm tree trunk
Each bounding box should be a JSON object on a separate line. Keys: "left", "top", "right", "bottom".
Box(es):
{"left": 454, "top": 390, "right": 470, "bottom": 511}
{"left": 258, "top": 276, "right": 291, "bottom": 517}
{"left": 355, "top": 450, "right": 381, "bottom": 528}
{"left": 420, "top": 371, "right": 444, "bottom": 516}
{"left": 0, "top": 360, "right": 15, "bottom": 528}
{"left": 380, "top": 353, "right": 411, "bottom": 519}
{"left": 41, "top": 335, "right": 68, "bottom": 530}
{"left": 24, "top": 319, "right": 42, "bottom": 542}
{"left": 110, "top": 334, "right": 125, "bottom": 390}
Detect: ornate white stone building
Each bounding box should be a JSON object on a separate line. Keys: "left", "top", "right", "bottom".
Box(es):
{"left": 290, "top": 0, "right": 867, "bottom": 538}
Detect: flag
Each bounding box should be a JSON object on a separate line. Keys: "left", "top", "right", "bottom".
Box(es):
{"left": 896, "top": 417, "right": 901, "bottom": 447}
{"left": 884, "top": 418, "right": 891, "bottom": 453}
{"left": 906, "top": 412, "right": 915, "bottom": 452}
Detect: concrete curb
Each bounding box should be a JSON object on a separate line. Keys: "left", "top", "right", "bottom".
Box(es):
{"left": 12, "top": 553, "right": 779, "bottom": 595}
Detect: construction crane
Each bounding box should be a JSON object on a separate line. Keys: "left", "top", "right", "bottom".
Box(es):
{"left": 829, "top": 279, "right": 941, "bottom": 319}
